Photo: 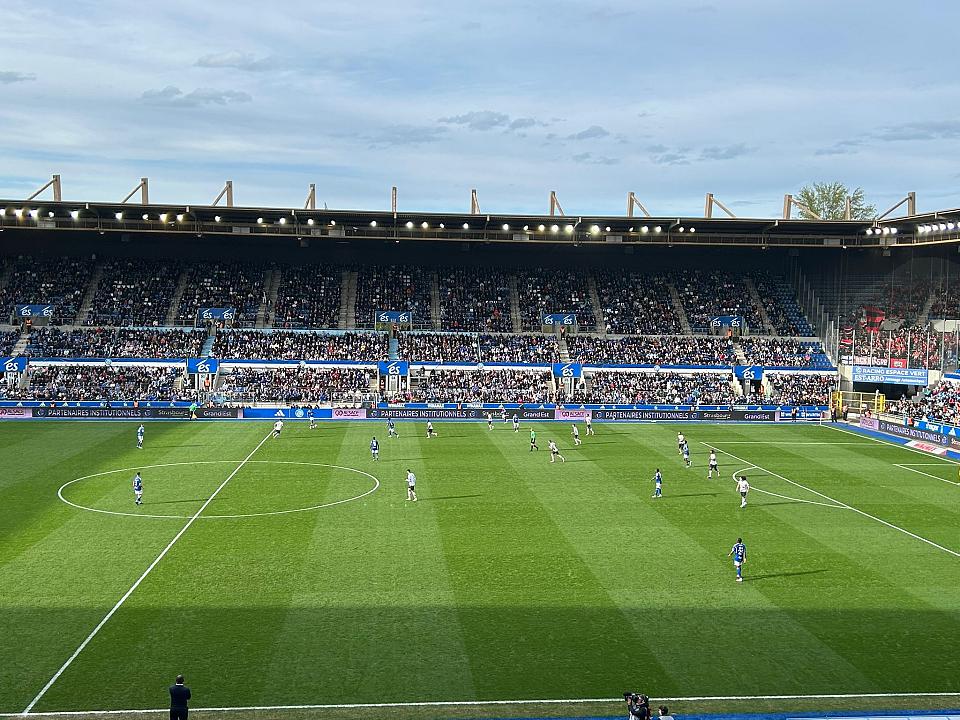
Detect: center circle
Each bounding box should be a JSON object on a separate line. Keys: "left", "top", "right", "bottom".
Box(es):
{"left": 58, "top": 460, "right": 380, "bottom": 520}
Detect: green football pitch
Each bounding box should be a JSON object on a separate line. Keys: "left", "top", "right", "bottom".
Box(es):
{"left": 1, "top": 420, "right": 958, "bottom": 717}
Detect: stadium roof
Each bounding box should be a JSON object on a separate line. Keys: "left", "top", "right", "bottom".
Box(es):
{"left": 2, "top": 198, "right": 959, "bottom": 249}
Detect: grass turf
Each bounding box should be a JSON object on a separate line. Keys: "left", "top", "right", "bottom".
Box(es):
{"left": 0, "top": 420, "right": 958, "bottom": 716}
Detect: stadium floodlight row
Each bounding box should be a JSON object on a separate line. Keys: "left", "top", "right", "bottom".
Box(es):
{"left": 2, "top": 196, "right": 960, "bottom": 248}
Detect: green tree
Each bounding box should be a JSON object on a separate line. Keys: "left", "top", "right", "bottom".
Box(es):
{"left": 794, "top": 181, "right": 877, "bottom": 220}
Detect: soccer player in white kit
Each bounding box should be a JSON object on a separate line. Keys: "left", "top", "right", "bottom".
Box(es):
{"left": 584, "top": 416, "right": 594, "bottom": 436}
{"left": 426, "top": 421, "right": 437, "bottom": 438}
{"left": 136, "top": 424, "right": 144, "bottom": 449}
{"left": 273, "top": 420, "right": 283, "bottom": 438}
{"left": 487, "top": 412, "right": 494, "bottom": 430}
{"left": 512, "top": 414, "right": 520, "bottom": 432}
{"left": 707, "top": 450, "right": 719, "bottom": 479}
{"left": 736, "top": 475, "right": 750, "bottom": 508}
{"left": 548, "top": 440, "right": 565, "bottom": 463}
{"left": 677, "top": 432, "right": 685, "bottom": 455}
{"left": 571, "top": 424, "right": 581, "bottom": 446}
{"left": 406, "top": 469, "right": 418, "bottom": 501}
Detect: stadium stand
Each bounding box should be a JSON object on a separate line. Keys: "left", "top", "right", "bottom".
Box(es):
{"left": 176, "top": 261, "right": 268, "bottom": 327}
{"left": 765, "top": 373, "right": 834, "bottom": 405}
{"left": 567, "top": 335, "right": 734, "bottom": 366}
{"left": 218, "top": 367, "right": 375, "bottom": 404}
{"left": 399, "top": 332, "right": 478, "bottom": 363}
{"left": 478, "top": 334, "right": 560, "bottom": 364}
{"left": 25, "top": 327, "right": 205, "bottom": 358}
{"left": 82, "top": 258, "right": 182, "bottom": 326}
{"left": 0, "top": 329, "right": 19, "bottom": 356}
{"left": 516, "top": 269, "right": 596, "bottom": 331}
{"left": 437, "top": 267, "right": 512, "bottom": 332}
{"left": 750, "top": 271, "right": 814, "bottom": 336}
{"left": 411, "top": 368, "right": 551, "bottom": 403}
{"left": 585, "top": 371, "right": 736, "bottom": 405}
{"left": 672, "top": 270, "right": 765, "bottom": 333}
{"left": 595, "top": 270, "right": 680, "bottom": 334}
{"left": 355, "top": 265, "right": 433, "bottom": 329}
{"left": 23, "top": 365, "right": 185, "bottom": 401}
{"left": 212, "top": 330, "right": 386, "bottom": 362}
{"left": 272, "top": 263, "right": 343, "bottom": 329}
{"left": 0, "top": 256, "right": 95, "bottom": 325}
{"left": 739, "top": 338, "right": 833, "bottom": 368}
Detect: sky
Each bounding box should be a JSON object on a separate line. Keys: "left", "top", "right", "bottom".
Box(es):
{"left": 1, "top": 0, "right": 958, "bottom": 218}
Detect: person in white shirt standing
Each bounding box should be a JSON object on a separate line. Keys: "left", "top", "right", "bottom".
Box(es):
{"left": 736, "top": 475, "right": 750, "bottom": 508}
{"left": 406, "top": 469, "right": 418, "bottom": 501}
{"left": 273, "top": 420, "right": 284, "bottom": 438}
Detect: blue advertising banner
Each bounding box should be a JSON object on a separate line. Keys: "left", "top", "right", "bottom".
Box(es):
{"left": 711, "top": 315, "right": 743, "bottom": 329}
{"left": 541, "top": 313, "right": 577, "bottom": 326}
{"left": 851, "top": 365, "right": 929, "bottom": 386}
{"left": 375, "top": 310, "right": 413, "bottom": 324}
{"left": 197, "top": 307, "right": 236, "bottom": 321}
{"left": 14, "top": 304, "right": 54, "bottom": 318}
{"left": 552, "top": 362, "right": 583, "bottom": 379}
{"left": 734, "top": 365, "right": 764, "bottom": 380}
{"left": 186, "top": 358, "right": 220, "bottom": 374}
{"left": 1, "top": 357, "right": 27, "bottom": 373}
{"left": 378, "top": 360, "right": 409, "bottom": 376}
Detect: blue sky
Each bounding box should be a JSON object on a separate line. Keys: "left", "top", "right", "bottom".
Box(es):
{"left": 1, "top": 0, "right": 958, "bottom": 217}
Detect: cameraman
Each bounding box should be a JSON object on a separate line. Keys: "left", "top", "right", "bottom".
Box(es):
{"left": 625, "top": 693, "right": 649, "bottom": 720}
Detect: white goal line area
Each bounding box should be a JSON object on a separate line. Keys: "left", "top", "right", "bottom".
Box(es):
{"left": 702, "top": 440, "right": 960, "bottom": 559}
{"left": 7, "top": 692, "right": 960, "bottom": 717}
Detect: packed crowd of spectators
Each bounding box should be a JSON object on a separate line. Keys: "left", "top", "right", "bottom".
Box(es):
{"left": 517, "top": 269, "right": 596, "bottom": 331}
{"left": 411, "top": 368, "right": 550, "bottom": 403}
{"left": 212, "top": 330, "right": 386, "bottom": 362}
{"left": 585, "top": 371, "right": 736, "bottom": 405}
{"left": 479, "top": 334, "right": 560, "bottom": 364}
{"left": 21, "top": 365, "right": 185, "bottom": 401}
{"left": 355, "top": 265, "right": 433, "bottom": 329}
{"left": 176, "top": 261, "right": 268, "bottom": 326}
{"left": 850, "top": 325, "right": 943, "bottom": 368}
{"left": 764, "top": 373, "right": 834, "bottom": 405}
{"left": 273, "top": 263, "right": 342, "bottom": 329}
{"left": 567, "top": 335, "right": 734, "bottom": 366}
{"left": 0, "top": 329, "right": 19, "bottom": 356}
{"left": 218, "top": 367, "right": 374, "bottom": 404}
{"left": 0, "top": 256, "right": 95, "bottom": 324}
{"left": 739, "top": 338, "right": 831, "bottom": 368}
{"left": 82, "top": 258, "right": 182, "bottom": 326}
{"left": 437, "top": 267, "right": 512, "bottom": 332}
{"left": 887, "top": 379, "right": 960, "bottom": 424}
{"left": 25, "top": 328, "right": 205, "bottom": 358}
{"left": 929, "top": 285, "right": 960, "bottom": 320}
{"left": 595, "top": 270, "right": 680, "bottom": 334}
{"left": 399, "top": 333, "right": 478, "bottom": 363}
{"left": 671, "top": 270, "right": 765, "bottom": 333}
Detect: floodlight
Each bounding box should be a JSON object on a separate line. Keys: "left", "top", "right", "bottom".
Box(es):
{"left": 564, "top": 224, "right": 574, "bottom": 233}
{"left": 370, "top": 220, "right": 377, "bottom": 227}
{"left": 115, "top": 212, "right": 123, "bottom": 220}
{"left": 590, "top": 225, "right": 600, "bottom": 234}
{"left": 279, "top": 217, "right": 287, "bottom": 225}
{"left": 176, "top": 214, "right": 184, "bottom": 222}
{"left": 405, "top": 221, "right": 414, "bottom": 229}
{"left": 463, "top": 223, "right": 470, "bottom": 229}
{"left": 654, "top": 226, "right": 662, "bottom": 233}
{"left": 70, "top": 210, "right": 79, "bottom": 220}
{"left": 640, "top": 226, "right": 648, "bottom": 233}
{"left": 550, "top": 224, "right": 559, "bottom": 233}
{"left": 502, "top": 224, "right": 510, "bottom": 231}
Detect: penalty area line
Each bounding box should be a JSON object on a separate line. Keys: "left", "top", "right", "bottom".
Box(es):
{"left": 10, "top": 692, "right": 960, "bottom": 717}
{"left": 703, "top": 442, "right": 960, "bottom": 560}
{"left": 21, "top": 430, "right": 275, "bottom": 716}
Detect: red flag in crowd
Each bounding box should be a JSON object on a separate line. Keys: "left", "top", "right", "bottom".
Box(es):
{"left": 863, "top": 306, "right": 885, "bottom": 332}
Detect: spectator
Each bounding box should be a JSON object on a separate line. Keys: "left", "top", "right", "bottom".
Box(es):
{"left": 213, "top": 330, "right": 386, "bottom": 362}
{"left": 273, "top": 263, "right": 342, "bottom": 329}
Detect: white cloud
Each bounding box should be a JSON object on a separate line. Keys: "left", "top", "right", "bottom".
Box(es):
{"left": 0, "top": 71, "right": 36, "bottom": 84}
{"left": 140, "top": 86, "right": 253, "bottom": 107}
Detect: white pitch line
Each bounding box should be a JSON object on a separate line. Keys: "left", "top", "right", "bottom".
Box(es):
{"left": 9, "top": 691, "right": 960, "bottom": 717}
{"left": 731, "top": 467, "right": 845, "bottom": 509}
{"left": 711, "top": 441, "right": 872, "bottom": 445}
{"left": 703, "top": 443, "right": 960, "bottom": 559}
{"left": 895, "top": 464, "right": 960, "bottom": 487}
{"left": 22, "top": 430, "right": 275, "bottom": 715}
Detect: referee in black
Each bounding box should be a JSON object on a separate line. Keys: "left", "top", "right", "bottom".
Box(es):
{"left": 169, "top": 674, "right": 191, "bottom": 720}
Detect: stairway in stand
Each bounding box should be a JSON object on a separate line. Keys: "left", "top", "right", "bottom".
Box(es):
{"left": 667, "top": 283, "right": 693, "bottom": 334}
{"left": 508, "top": 274, "right": 522, "bottom": 332}
{"left": 73, "top": 262, "right": 104, "bottom": 325}
{"left": 165, "top": 268, "right": 191, "bottom": 326}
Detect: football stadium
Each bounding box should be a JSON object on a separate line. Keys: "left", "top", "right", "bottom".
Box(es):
{"left": 2, "top": 4, "right": 959, "bottom": 720}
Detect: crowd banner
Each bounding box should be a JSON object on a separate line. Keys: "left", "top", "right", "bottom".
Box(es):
{"left": 1, "top": 357, "right": 27, "bottom": 373}
{"left": 593, "top": 409, "right": 778, "bottom": 421}
{"left": 0, "top": 407, "right": 32, "bottom": 419}
{"left": 377, "top": 360, "right": 409, "bottom": 376}
{"left": 186, "top": 358, "right": 220, "bottom": 374}
{"left": 15, "top": 304, "right": 54, "bottom": 318}
{"left": 197, "top": 307, "right": 236, "bottom": 321}
{"left": 374, "top": 310, "right": 413, "bottom": 324}
{"left": 31, "top": 407, "right": 239, "bottom": 419}
{"left": 710, "top": 315, "right": 743, "bottom": 329}
{"left": 541, "top": 313, "right": 577, "bottom": 326}
{"left": 851, "top": 366, "right": 929, "bottom": 385}
{"left": 734, "top": 365, "right": 764, "bottom": 380}
{"left": 555, "top": 408, "right": 592, "bottom": 421}
{"left": 552, "top": 363, "right": 583, "bottom": 379}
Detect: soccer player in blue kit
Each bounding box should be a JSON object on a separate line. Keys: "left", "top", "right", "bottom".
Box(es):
{"left": 133, "top": 472, "right": 143, "bottom": 505}
{"left": 728, "top": 537, "right": 746, "bottom": 582}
